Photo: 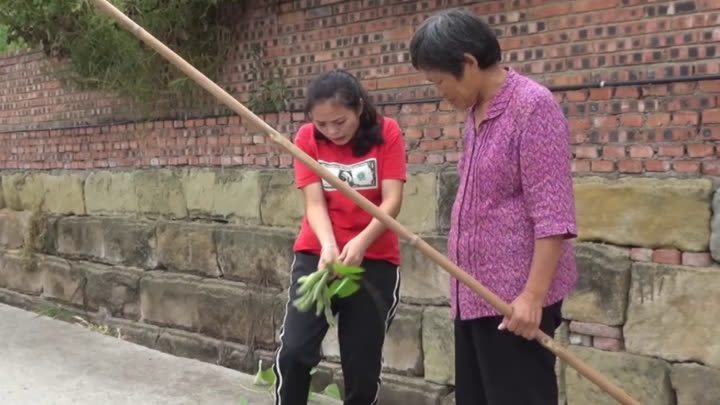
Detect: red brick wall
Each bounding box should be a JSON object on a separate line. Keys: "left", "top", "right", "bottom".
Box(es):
{"left": 227, "top": 0, "right": 720, "bottom": 105}
{"left": 0, "top": 52, "right": 130, "bottom": 132}
{"left": 562, "top": 81, "right": 720, "bottom": 175}
{"left": 1, "top": 0, "right": 720, "bottom": 173}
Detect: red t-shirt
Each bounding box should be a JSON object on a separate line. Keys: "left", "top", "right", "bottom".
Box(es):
{"left": 293, "top": 117, "right": 407, "bottom": 265}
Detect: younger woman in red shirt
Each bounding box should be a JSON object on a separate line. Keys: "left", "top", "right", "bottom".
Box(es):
{"left": 273, "top": 70, "right": 407, "bottom": 405}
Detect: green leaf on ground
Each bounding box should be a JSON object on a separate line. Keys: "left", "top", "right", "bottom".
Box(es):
{"left": 323, "top": 383, "right": 341, "bottom": 400}
{"left": 252, "top": 360, "right": 276, "bottom": 386}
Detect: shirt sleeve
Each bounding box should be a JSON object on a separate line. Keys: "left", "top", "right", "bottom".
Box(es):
{"left": 519, "top": 91, "right": 578, "bottom": 240}
{"left": 380, "top": 118, "right": 407, "bottom": 182}
{"left": 294, "top": 125, "right": 321, "bottom": 189}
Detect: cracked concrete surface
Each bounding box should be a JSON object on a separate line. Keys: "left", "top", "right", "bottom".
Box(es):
{"left": 0, "top": 303, "right": 338, "bottom": 405}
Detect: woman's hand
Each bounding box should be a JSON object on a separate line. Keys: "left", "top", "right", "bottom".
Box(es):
{"left": 338, "top": 236, "right": 370, "bottom": 267}
{"left": 498, "top": 290, "right": 544, "bottom": 340}
{"left": 499, "top": 236, "right": 563, "bottom": 340}
{"left": 318, "top": 243, "right": 339, "bottom": 270}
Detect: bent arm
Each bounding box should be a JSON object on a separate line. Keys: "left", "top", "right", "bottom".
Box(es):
{"left": 355, "top": 179, "right": 404, "bottom": 246}
{"left": 301, "top": 182, "right": 336, "bottom": 249}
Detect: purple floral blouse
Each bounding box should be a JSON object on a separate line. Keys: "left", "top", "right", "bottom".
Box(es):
{"left": 447, "top": 67, "right": 578, "bottom": 320}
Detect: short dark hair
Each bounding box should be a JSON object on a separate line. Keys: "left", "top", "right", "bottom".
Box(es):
{"left": 410, "top": 9, "right": 502, "bottom": 77}
{"left": 305, "top": 70, "right": 383, "bottom": 157}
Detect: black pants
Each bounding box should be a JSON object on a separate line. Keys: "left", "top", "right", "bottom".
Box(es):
{"left": 455, "top": 300, "right": 563, "bottom": 405}
{"left": 273, "top": 252, "right": 401, "bottom": 405}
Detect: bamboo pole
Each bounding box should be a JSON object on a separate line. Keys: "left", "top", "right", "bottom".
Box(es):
{"left": 87, "top": 1, "right": 642, "bottom": 404}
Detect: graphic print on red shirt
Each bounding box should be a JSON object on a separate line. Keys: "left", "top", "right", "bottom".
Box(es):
{"left": 293, "top": 117, "right": 406, "bottom": 265}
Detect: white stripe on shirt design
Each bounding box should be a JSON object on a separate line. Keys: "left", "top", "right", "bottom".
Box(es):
{"left": 318, "top": 158, "right": 378, "bottom": 191}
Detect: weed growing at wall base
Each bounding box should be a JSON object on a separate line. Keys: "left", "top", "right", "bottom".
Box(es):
{"left": 35, "top": 305, "right": 74, "bottom": 322}
{"left": 20, "top": 203, "right": 49, "bottom": 273}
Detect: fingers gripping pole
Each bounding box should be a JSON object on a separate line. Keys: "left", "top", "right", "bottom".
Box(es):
{"left": 87, "top": 1, "right": 641, "bottom": 404}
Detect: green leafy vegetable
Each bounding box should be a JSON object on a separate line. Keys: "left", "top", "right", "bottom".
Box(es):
{"left": 293, "top": 263, "right": 364, "bottom": 326}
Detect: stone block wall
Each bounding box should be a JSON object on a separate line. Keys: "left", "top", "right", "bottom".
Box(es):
{"left": 1, "top": 167, "right": 719, "bottom": 404}
{"left": 0, "top": 167, "right": 456, "bottom": 402}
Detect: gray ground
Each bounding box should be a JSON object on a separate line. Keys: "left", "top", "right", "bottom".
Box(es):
{"left": 0, "top": 303, "right": 338, "bottom": 405}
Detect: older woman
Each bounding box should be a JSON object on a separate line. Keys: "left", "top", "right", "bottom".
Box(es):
{"left": 410, "top": 9, "right": 578, "bottom": 405}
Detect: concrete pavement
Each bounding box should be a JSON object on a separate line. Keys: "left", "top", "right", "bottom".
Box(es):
{"left": 0, "top": 303, "right": 338, "bottom": 405}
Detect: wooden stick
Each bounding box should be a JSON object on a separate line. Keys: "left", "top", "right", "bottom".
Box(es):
{"left": 87, "top": 1, "right": 641, "bottom": 404}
